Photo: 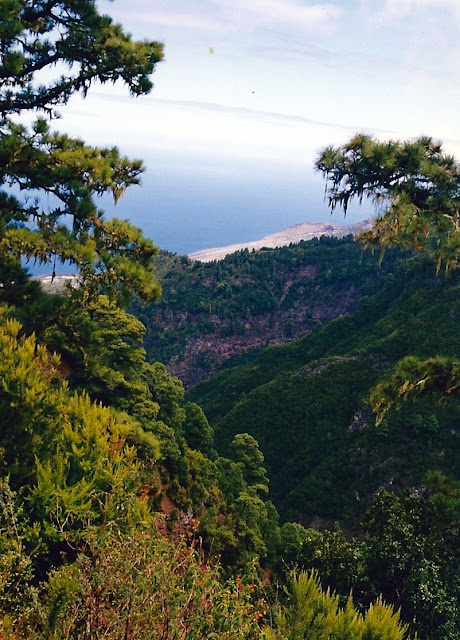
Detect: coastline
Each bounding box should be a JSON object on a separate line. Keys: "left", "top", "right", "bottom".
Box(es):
{"left": 187, "top": 219, "right": 373, "bottom": 262}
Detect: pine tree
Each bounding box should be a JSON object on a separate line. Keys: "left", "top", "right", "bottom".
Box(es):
{"left": 316, "top": 134, "right": 460, "bottom": 273}
{"left": 0, "top": 0, "right": 164, "bottom": 301}
{"left": 265, "top": 570, "right": 411, "bottom": 640}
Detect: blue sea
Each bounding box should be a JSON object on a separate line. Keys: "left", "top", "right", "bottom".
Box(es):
{"left": 23, "top": 152, "right": 370, "bottom": 275}
{"left": 100, "top": 152, "right": 370, "bottom": 254}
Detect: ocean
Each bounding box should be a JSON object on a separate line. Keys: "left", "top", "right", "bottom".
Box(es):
{"left": 22, "top": 154, "right": 370, "bottom": 275}
{"left": 99, "top": 155, "right": 370, "bottom": 256}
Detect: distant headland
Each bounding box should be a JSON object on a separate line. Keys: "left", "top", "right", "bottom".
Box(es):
{"left": 187, "top": 219, "right": 373, "bottom": 262}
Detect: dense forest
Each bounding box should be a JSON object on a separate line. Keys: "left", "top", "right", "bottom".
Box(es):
{"left": 189, "top": 254, "right": 460, "bottom": 523}
{"left": 132, "top": 237, "right": 405, "bottom": 387}
{"left": 0, "top": 1, "right": 458, "bottom": 639}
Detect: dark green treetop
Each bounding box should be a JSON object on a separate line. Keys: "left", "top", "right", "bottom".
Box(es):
{"left": 0, "top": 0, "right": 164, "bottom": 301}
{"left": 371, "top": 355, "right": 460, "bottom": 424}
{"left": 317, "top": 134, "right": 460, "bottom": 414}
{"left": 316, "top": 134, "right": 460, "bottom": 273}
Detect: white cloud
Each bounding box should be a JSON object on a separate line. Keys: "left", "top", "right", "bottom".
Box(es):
{"left": 66, "top": 0, "right": 460, "bottom": 171}
{"left": 213, "top": 0, "right": 342, "bottom": 34}
{"left": 110, "top": 9, "right": 223, "bottom": 32}
{"left": 107, "top": 0, "right": 343, "bottom": 38}
{"left": 378, "top": 0, "right": 460, "bottom": 22}
{"left": 153, "top": 97, "right": 385, "bottom": 134}
{"left": 360, "top": 0, "right": 460, "bottom": 84}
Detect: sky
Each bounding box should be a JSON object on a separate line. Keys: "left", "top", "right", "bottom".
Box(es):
{"left": 51, "top": 0, "right": 460, "bottom": 255}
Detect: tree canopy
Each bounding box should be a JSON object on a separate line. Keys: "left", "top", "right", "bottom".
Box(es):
{"left": 316, "top": 134, "right": 460, "bottom": 416}
{"left": 316, "top": 134, "right": 460, "bottom": 272}
{"left": 0, "top": 6, "right": 456, "bottom": 637}
{"left": 0, "top": 0, "right": 164, "bottom": 301}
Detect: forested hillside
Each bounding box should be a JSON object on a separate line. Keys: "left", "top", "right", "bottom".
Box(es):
{"left": 186, "top": 136, "right": 460, "bottom": 640}
{"left": 133, "top": 237, "right": 404, "bottom": 387}
{"left": 189, "top": 255, "right": 460, "bottom": 524}
{"left": 0, "top": 2, "right": 458, "bottom": 639}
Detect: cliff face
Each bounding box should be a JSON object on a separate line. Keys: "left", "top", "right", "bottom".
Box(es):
{"left": 163, "top": 279, "right": 363, "bottom": 386}
{"left": 135, "top": 235, "right": 403, "bottom": 388}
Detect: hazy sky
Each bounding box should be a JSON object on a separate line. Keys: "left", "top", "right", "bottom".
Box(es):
{"left": 52, "top": 0, "right": 460, "bottom": 254}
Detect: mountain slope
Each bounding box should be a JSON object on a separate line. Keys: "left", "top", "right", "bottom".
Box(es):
{"left": 188, "top": 257, "right": 460, "bottom": 524}
{"left": 134, "top": 236, "right": 403, "bottom": 387}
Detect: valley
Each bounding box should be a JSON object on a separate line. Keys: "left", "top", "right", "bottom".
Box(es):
{"left": 135, "top": 235, "right": 403, "bottom": 387}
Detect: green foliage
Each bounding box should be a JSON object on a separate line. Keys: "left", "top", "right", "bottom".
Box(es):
{"left": 0, "top": 300, "right": 281, "bottom": 635}
{"left": 183, "top": 401, "right": 216, "bottom": 457}
{"left": 371, "top": 355, "right": 460, "bottom": 424}
{"left": 183, "top": 448, "right": 219, "bottom": 510}
{"left": 0, "top": 306, "right": 65, "bottom": 486}
{"left": 143, "top": 361, "right": 186, "bottom": 430}
{"left": 280, "top": 486, "right": 459, "bottom": 640}
{"left": 317, "top": 133, "right": 460, "bottom": 473}
{"left": 190, "top": 261, "right": 460, "bottom": 523}
{"left": 288, "top": 525, "right": 369, "bottom": 604}
{"left": 31, "top": 392, "right": 155, "bottom": 543}
{"left": 264, "top": 570, "right": 411, "bottom": 640}
{"left": 232, "top": 492, "right": 270, "bottom": 562}
{"left": 316, "top": 134, "right": 460, "bottom": 272}
{"left": 0, "top": 298, "right": 284, "bottom": 587}
{"left": 0, "top": 523, "right": 267, "bottom": 639}
{"left": 362, "top": 489, "right": 460, "bottom": 640}
{"left": 0, "top": 0, "right": 163, "bottom": 115}
{"left": 198, "top": 434, "right": 279, "bottom": 568}
{"left": 0, "top": 325, "right": 152, "bottom": 630}
{"left": 0, "top": 478, "right": 39, "bottom": 630}
{"left": 42, "top": 294, "right": 151, "bottom": 408}
{"left": 0, "top": 309, "right": 157, "bottom": 546}
{"left": 135, "top": 237, "right": 403, "bottom": 385}
{"left": 183, "top": 240, "right": 459, "bottom": 640}
{"left": 0, "top": 0, "right": 164, "bottom": 301}
{"left": 230, "top": 434, "right": 269, "bottom": 497}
